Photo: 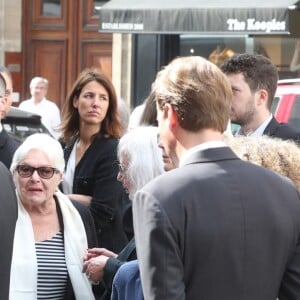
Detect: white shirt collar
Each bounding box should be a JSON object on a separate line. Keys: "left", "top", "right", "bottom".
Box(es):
{"left": 236, "top": 114, "right": 273, "bottom": 137}
{"left": 179, "top": 140, "right": 226, "bottom": 167}
{"left": 0, "top": 122, "right": 3, "bottom": 132}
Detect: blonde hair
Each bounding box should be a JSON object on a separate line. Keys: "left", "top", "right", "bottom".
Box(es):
{"left": 224, "top": 134, "right": 300, "bottom": 190}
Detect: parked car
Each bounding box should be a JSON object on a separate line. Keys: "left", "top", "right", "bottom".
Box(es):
{"left": 2, "top": 107, "right": 52, "bottom": 141}
{"left": 272, "top": 78, "right": 300, "bottom": 128}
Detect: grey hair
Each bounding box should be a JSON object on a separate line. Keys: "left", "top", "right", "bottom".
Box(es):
{"left": 10, "top": 133, "right": 65, "bottom": 173}
{"left": 118, "top": 126, "right": 164, "bottom": 199}
{"left": 30, "top": 76, "right": 49, "bottom": 89}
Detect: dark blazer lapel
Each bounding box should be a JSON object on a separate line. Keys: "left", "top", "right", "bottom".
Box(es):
{"left": 182, "top": 146, "right": 239, "bottom": 166}
{"left": 263, "top": 117, "right": 278, "bottom": 136}
{"left": 0, "top": 129, "right": 8, "bottom": 148}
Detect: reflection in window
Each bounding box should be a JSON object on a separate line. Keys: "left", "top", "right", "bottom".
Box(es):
{"left": 94, "top": 1, "right": 108, "bottom": 15}
{"left": 41, "top": 0, "right": 61, "bottom": 16}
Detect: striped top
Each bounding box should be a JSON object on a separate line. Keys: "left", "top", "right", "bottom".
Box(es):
{"left": 35, "top": 231, "right": 68, "bottom": 299}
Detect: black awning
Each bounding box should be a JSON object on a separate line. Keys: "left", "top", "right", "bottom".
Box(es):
{"left": 99, "top": 0, "right": 300, "bottom": 35}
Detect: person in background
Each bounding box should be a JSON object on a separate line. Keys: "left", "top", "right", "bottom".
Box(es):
{"left": 117, "top": 98, "right": 131, "bottom": 135}
{"left": 0, "top": 71, "right": 20, "bottom": 168}
{"left": 83, "top": 126, "right": 164, "bottom": 300}
{"left": 290, "top": 39, "right": 300, "bottom": 75}
{"left": 128, "top": 103, "right": 145, "bottom": 130}
{"left": 133, "top": 56, "right": 300, "bottom": 300}
{"left": 60, "top": 68, "right": 128, "bottom": 253}
{"left": 9, "top": 133, "right": 97, "bottom": 299}
{"left": 19, "top": 76, "right": 61, "bottom": 139}
{"left": 0, "top": 161, "right": 18, "bottom": 300}
{"left": 221, "top": 53, "right": 300, "bottom": 141}
{"left": 0, "top": 73, "right": 19, "bottom": 298}
{"left": 224, "top": 133, "right": 300, "bottom": 190}
{"left": 0, "top": 65, "right": 14, "bottom": 117}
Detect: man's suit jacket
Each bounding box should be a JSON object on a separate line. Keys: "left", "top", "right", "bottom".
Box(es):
{"left": 264, "top": 117, "right": 300, "bottom": 142}
{"left": 133, "top": 147, "right": 300, "bottom": 300}
{"left": 0, "top": 162, "right": 17, "bottom": 300}
{"left": 0, "top": 129, "right": 21, "bottom": 169}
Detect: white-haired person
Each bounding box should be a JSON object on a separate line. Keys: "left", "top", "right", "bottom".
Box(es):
{"left": 83, "top": 126, "right": 164, "bottom": 300}
{"left": 9, "top": 133, "right": 97, "bottom": 299}
{"left": 19, "top": 77, "right": 61, "bottom": 139}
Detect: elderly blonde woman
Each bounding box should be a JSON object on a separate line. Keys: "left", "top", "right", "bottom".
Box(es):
{"left": 9, "top": 133, "right": 97, "bottom": 299}
{"left": 224, "top": 133, "right": 300, "bottom": 190}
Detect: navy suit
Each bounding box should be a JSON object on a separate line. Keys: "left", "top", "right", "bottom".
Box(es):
{"left": 133, "top": 147, "right": 300, "bottom": 300}
{"left": 0, "top": 129, "right": 20, "bottom": 169}
{"left": 264, "top": 117, "right": 300, "bottom": 142}
{"left": 0, "top": 162, "right": 17, "bottom": 300}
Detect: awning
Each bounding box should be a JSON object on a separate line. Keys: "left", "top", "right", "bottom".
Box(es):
{"left": 99, "top": 0, "right": 300, "bottom": 35}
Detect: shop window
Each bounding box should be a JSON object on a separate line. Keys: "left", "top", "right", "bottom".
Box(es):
{"left": 94, "top": 1, "right": 108, "bottom": 15}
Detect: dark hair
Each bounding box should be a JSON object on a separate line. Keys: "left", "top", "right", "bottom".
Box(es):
{"left": 139, "top": 89, "right": 158, "bottom": 126}
{"left": 60, "top": 68, "right": 122, "bottom": 143}
{"left": 221, "top": 53, "right": 278, "bottom": 109}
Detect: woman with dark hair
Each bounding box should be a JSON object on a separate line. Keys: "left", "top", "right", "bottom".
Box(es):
{"left": 60, "top": 68, "right": 128, "bottom": 253}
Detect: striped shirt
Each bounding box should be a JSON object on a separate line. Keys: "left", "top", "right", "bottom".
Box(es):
{"left": 35, "top": 231, "right": 68, "bottom": 299}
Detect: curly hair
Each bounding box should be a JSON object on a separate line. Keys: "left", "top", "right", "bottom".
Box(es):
{"left": 224, "top": 134, "right": 300, "bottom": 190}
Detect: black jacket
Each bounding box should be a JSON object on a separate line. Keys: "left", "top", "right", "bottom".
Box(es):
{"left": 0, "top": 163, "right": 17, "bottom": 300}
{"left": 63, "top": 135, "right": 129, "bottom": 253}
{"left": 264, "top": 117, "right": 300, "bottom": 142}
{"left": 0, "top": 129, "right": 21, "bottom": 169}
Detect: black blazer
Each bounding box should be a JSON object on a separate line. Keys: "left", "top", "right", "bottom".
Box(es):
{"left": 133, "top": 147, "right": 300, "bottom": 300}
{"left": 0, "top": 129, "right": 21, "bottom": 169}
{"left": 63, "top": 135, "right": 129, "bottom": 253}
{"left": 264, "top": 117, "right": 300, "bottom": 142}
{"left": 0, "top": 162, "right": 17, "bottom": 300}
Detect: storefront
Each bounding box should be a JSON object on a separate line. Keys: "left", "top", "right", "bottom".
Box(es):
{"left": 99, "top": 0, "right": 300, "bottom": 106}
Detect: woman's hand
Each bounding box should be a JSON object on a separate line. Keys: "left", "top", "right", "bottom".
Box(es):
{"left": 82, "top": 254, "right": 110, "bottom": 283}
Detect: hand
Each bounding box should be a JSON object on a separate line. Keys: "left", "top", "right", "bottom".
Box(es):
{"left": 82, "top": 255, "right": 110, "bottom": 283}
{"left": 84, "top": 247, "right": 117, "bottom": 261}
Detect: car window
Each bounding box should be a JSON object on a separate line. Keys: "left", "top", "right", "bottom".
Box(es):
{"left": 271, "top": 96, "right": 281, "bottom": 115}
{"left": 289, "top": 96, "right": 300, "bottom": 128}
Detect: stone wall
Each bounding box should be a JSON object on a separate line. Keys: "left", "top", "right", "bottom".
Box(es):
{"left": 0, "top": 0, "right": 21, "bottom": 64}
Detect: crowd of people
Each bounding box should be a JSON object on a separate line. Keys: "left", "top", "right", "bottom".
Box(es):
{"left": 1, "top": 51, "right": 300, "bottom": 300}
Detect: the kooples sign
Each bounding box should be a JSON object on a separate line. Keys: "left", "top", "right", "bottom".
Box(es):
{"left": 227, "top": 18, "right": 286, "bottom": 33}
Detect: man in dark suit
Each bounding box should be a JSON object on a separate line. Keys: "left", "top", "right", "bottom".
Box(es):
{"left": 0, "top": 161, "right": 17, "bottom": 299}
{"left": 132, "top": 56, "right": 300, "bottom": 300}
{"left": 221, "top": 53, "right": 300, "bottom": 141}
{"left": 0, "top": 67, "right": 21, "bottom": 168}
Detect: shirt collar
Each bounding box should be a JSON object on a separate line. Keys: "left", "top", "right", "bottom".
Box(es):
{"left": 179, "top": 140, "right": 226, "bottom": 167}
{"left": 236, "top": 114, "right": 273, "bottom": 137}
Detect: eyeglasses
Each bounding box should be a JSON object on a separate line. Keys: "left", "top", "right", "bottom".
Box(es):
{"left": 118, "top": 164, "right": 128, "bottom": 174}
{"left": 16, "top": 165, "right": 59, "bottom": 179}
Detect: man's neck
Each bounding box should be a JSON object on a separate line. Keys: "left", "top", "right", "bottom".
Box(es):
{"left": 241, "top": 113, "right": 272, "bottom": 135}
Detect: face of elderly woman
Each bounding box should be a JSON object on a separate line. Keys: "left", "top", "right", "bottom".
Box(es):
{"left": 13, "top": 149, "right": 62, "bottom": 208}
{"left": 117, "top": 154, "right": 131, "bottom": 196}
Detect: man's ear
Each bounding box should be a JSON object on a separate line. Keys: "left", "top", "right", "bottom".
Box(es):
{"left": 0, "top": 96, "right": 7, "bottom": 112}
{"left": 256, "top": 89, "right": 268, "bottom": 106}
{"left": 165, "top": 103, "right": 179, "bottom": 131}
